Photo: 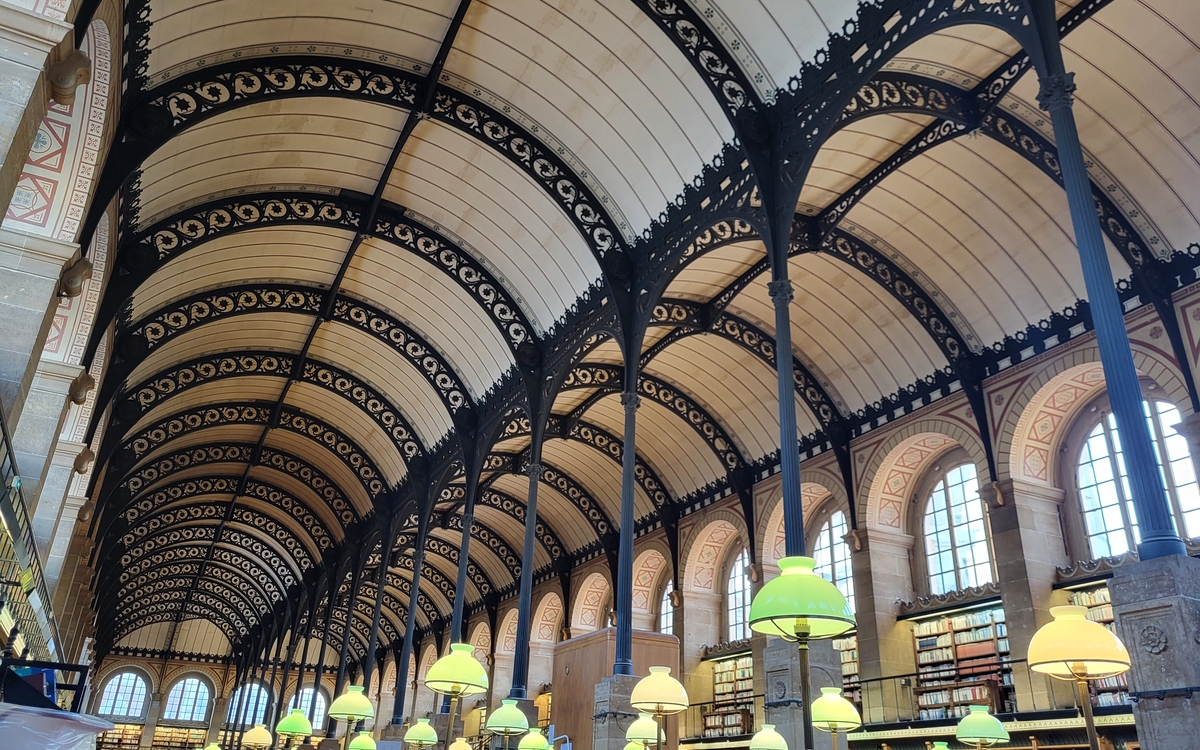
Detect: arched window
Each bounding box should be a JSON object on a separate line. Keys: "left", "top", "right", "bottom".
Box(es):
{"left": 289, "top": 687, "right": 327, "bottom": 729}
{"left": 658, "top": 584, "right": 674, "bottom": 634}
{"left": 923, "top": 463, "right": 993, "bottom": 595}
{"left": 97, "top": 672, "right": 148, "bottom": 718}
{"left": 813, "top": 511, "right": 855, "bottom": 613}
{"left": 162, "top": 677, "right": 210, "bottom": 722}
{"left": 227, "top": 683, "right": 271, "bottom": 727}
{"left": 1076, "top": 400, "right": 1200, "bottom": 557}
{"left": 726, "top": 549, "right": 751, "bottom": 642}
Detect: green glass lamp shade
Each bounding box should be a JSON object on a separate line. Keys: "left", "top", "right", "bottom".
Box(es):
{"left": 809, "top": 687, "right": 861, "bottom": 733}
{"left": 404, "top": 718, "right": 439, "bottom": 747}
{"left": 204, "top": 744, "right": 223, "bottom": 750}
{"left": 486, "top": 699, "right": 531, "bottom": 735}
{"left": 631, "top": 666, "right": 689, "bottom": 715}
{"left": 349, "top": 731, "right": 378, "bottom": 750}
{"left": 931, "top": 744, "right": 950, "bottom": 750}
{"left": 625, "top": 713, "right": 659, "bottom": 744}
{"left": 328, "top": 685, "right": 375, "bottom": 722}
{"left": 242, "top": 724, "right": 273, "bottom": 748}
{"left": 1028, "top": 605, "right": 1131, "bottom": 680}
{"left": 276, "top": 708, "right": 313, "bottom": 738}
{"left": 449, "top": 738, "right": 472, "bottom": 750}
{"left": 425, "top": 643, "right": 489, "bottom": 697}
{"left": 748, "top": 724, "right": 788, "bottom": 750}
{"left": 748, "top": 557, "right": 855, "bottom": 640}
{"left": 623, "top": 742, "right": 645, "bottom": 750}
{"left": 955, "top": 705, "right": 1009, "bottom": 746}
{"left": 518, "top": 728, "right": 551, "bottom": 750}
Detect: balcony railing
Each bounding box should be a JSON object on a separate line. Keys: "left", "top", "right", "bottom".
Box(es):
{"left": 679, "top": 695, "right": 765, "bottom": 743}
{"left": 0, "top": 400, "right": 62, "bottom": 661}
{"left": 852, "top": 658, "right": 1128, "bottom": 728}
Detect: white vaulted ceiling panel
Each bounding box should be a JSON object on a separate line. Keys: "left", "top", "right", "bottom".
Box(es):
{"left": 137, "top": 98, "right": 407, "bottom": 222}
{"left": 448, "top": 0, "right": 733, "bottom": 235}
{"left": 383, "top": 121, "right": 602, "bottom": 331}
{"left": 143, "top": 0, "right": 458, "bottom": 81}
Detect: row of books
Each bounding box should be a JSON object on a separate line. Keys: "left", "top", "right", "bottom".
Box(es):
{"left": 912, "top": 608, "right": 1004, "bottom": 637}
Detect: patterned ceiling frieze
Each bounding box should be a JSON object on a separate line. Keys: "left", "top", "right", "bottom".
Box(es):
{"left": 112, "top": 350, "right": 425, "bottom": 461}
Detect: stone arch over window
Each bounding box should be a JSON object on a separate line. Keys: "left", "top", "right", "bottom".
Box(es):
{"left": 631, "top": 547, "right": 668, "bottom": 630}
{"left": 996, "top": 346, "right": 1187, "bottom": 486}
{"left": 527, "top": 590, "right": 564, "bottom": 694}
{"left": 469, "top": 620, "right": 491, "bottom": 663}
{"left": 4, "top": 20, "right": 111, "bottom": 240}
{"left": 860, "top": 425, "right": 982, "bottom": 531}
{"left": 760, "top": 480, "right": 838, "bottom": 571}
{"left": 94, "top": 668, "right": 152, "bottom": 720}
{"left": 680, "top": 513, "right": 748, "bottom": 594}
{"left": 161, "top": 673, "right": 213, "bottom": 724}
{"left": 498, "top": 607, "right": 520, "bottom": 655}
{"left": 570, "top": 571, "right": 611, "bottom": 634}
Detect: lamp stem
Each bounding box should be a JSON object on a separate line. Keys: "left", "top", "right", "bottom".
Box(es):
{"left": 797, "top": 640, "right": 814, "bottom": 750}
{"left": 443, "top": 695, "right": 461, "bottom": 750}
{"left": 1074, "top": 679, "right": 1100, "bottom": 750}
{"left": 654, "top": 712, "right": 662, "bottom": 750}
{"left": 830, "top": 728, "right": 838, "bottom": 750}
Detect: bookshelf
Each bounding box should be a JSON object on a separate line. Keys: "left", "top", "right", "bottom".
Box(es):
{"left": 151, "top": 726, "right": 208, "bottom": 749}
{"left": 703, "top": 654, "right": 754, "bottom": 738}
{"left": 96, "top": 724, "right": 143, "bottom": 749}
{"left": 832, "top": 634, "right": 860, "bottom": 704}
{"left": 910, "top": 604, "right": 1012, "bottom": 720}
{"left": 1066, "top": 584, "right": 1129, "bottom": 707}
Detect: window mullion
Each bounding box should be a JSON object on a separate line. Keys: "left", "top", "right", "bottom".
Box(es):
{"left": 1101, "top": 413, "right": 1137, "bottom": 549}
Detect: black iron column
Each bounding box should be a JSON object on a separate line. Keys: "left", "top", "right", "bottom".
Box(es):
{"left": 510, "top": 422, "right": 545, "bottom": 697}
{"left": 613, "top": 365, "right": 640, "bottom": 675}
{"left": 392, "top": 504, "right": 431, "bottom": 724}
{"left": 328, "top": 563, "right": 364, "bottom": 736}
{"left": 1025, "top": 0, "right": 1184, "bottom": 559}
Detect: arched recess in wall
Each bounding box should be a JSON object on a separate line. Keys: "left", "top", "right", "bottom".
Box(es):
{"left": 760, "top": 481, "right": 839, "bottom": 572}
{"left": 529, "top": 591, "right": 563, "bottom": 693}
{"left": 489, "top": 607, "right": 520, "bottom": 706}
{"left": 4, "top": 20, "right": 111, "bottom": 241}
{"left": 412, "top": 642, "right": 439, "bottom": 720}
{"left": 469, "top": 620, "right": 491, "bottom": 665}
{"left": 858, "top": 421, "right": 987, "bottom": 532}
{"left": 680, "top": 514, "right": 746, "bottom": 595}
{"left": 570, "top": 571, "right": 611, "bottom": 635}
{"left": 998, "top": 340, "right": 1188, "bottom": 486}
{"left": 631, "top": 547, "right": 669, "bottom": 631}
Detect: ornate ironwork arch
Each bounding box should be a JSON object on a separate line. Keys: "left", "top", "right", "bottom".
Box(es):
{"left": 112, "top": 350, "right": 425, "bottom": 461}
{"left": 102, "top": 443, "right": 357, "bottom": 535}
{"left": 562, "top": 363, "right": 747, "bottom": 471}
{"left": 104, "top": 477, "right": 335, "bottom": 553}
{"left": 87, "top": 192, "right": 535, "bottom": 372}
{"left": 116, "top": 283, "right": 474, "bottom": 418}
{"left": 450, "top": 482, "right": 567, "bottom": 561}
{"left": 834, "top": 72, "right": 974, "bottom": 133}
{"left": 116, "top": 559, "right": 274, "bottom": 621}
{"left": 112, "top": 506, "right": 318, "bottom": 588}
{"left": 81, "top": 56, "right": 628, "bottom": 295}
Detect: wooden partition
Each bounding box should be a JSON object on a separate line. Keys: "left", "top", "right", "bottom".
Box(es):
{"left": 552, "top": 628, "right": 681, "bottom": 750}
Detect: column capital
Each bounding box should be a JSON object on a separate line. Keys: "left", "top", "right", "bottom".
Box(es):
{"left": 620, "top": 391, "right": 640, "bottom": 412}
{"left": 1036, "top": 72, "right": 1076, "bottom": 112}
{"left": 767, "top": 279, "right": 794, "bottom": 305}
{"left": 526, "top": 461, "right": 542, "bottom": 478}
{"left": 0, "top": 4, "right": 72, "bottom": 69}
{"left": 978, "top": 477, "right": 1066, "bottom": 511}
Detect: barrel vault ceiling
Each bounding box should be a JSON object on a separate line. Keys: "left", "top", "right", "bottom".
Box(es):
{"left": 79, "top": 0, "right": 1200, "bottom": 659}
